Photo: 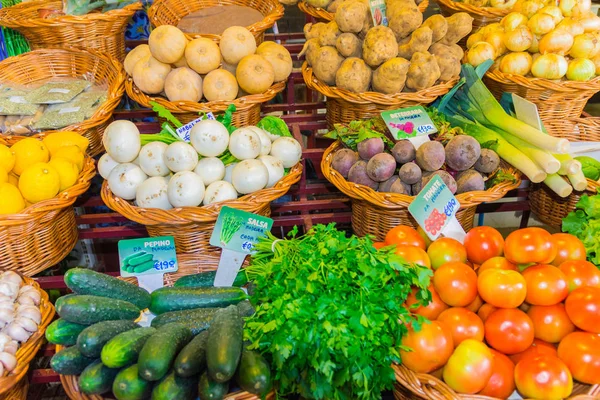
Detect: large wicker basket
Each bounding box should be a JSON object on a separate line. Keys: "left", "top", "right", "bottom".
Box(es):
{"left": 0, "top": 276, "right": 55, "bottom": 400}
{"left": 148, "top": 0, "right": 284, "bottom": 44}
{"left": 298, "top": 0, "right": 429, "bottom": 22}
{"left": 322, "top": 140, "right": 521, "bottom": 240}
{"left": 0, "top": 137, "right": 95, "bottom": 276}
{"left": 436, "top": 0, "right": 509, "bottom": 45}
{"left": 302, "top": 62, "right": 458, "bottom": 129}
{"left": 0, "top": 0, "right": 141, "bottom": 62}
{"left": 0, "top": 48, "right": 126, "bottom": 157}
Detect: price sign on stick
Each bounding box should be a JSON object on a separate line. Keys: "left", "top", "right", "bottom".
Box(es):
{"left": 381, "top": 106, "right": 436, "bottom": 149}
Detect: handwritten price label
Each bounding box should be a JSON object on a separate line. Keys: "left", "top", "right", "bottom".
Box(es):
{"left": 154, "top": 259, "right": 176, "bottom": 271}
{"left": 381, "top": 106, "right": 438, "bottom": 140}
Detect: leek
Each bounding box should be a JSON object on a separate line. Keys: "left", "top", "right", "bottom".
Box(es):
{"left": 568, "top": 170, "right": 588, "bottom": 191}
{"left": 554, "top": 153, "right": 582, "bottom": 175}
{"left": 499, "top": 131, "right": 560, "bottom": 174}
{"left": 544, "top": 174, "right": 574, "bottom": 198}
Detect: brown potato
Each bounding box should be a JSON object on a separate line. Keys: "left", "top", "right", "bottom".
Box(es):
{"left": 362, "top": 26, "right": 399, "bottom": 67}
{"left": 406, "top": 52, "right": 441, "bottom": 91}
{"left": 336, "top": 33, "right": 363, "bottom": 58}
{"left": 319, "top": 21, "right": 342, "bottom": 46}
{"left": 335, "top": 0, "right": 369, "bottom": 33}
{"left": 397, "top": 26, "right": 433, "bottom": 59}
{"left": 438, "top": 13, "right": 474, "bottom": 45}
{"left": 299, "top": 38, "right": 321, "bottom": 67}
{"left": 386, "top": 0, "right": 423, "bottom": 40}
{"left": 429, "top": 43, "right": 462, "bottom": 81}
{"left": 335, "top": 57, "right": 373, "bottom": 92}
{"left": 372, "top": 57, "right": 410, "bottom": 93}
{"left": 304, "top": 22, "right": 327, "bottom": 40}
{"left": 312, "top": 46, "right": 345, "bottom": 85}
{"left": 423, "top": 14, "right": 449, "bottom": 42}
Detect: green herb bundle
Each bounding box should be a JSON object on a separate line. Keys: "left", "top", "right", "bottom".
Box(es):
{"left": 244, "top": 224, "right": 432, "bottom": 400}
{"left": 563, "top": 193, "right": 600, "bottom": 266}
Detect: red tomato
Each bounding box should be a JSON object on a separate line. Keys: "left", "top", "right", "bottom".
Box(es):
{"left": 527, "top": 304, "right": 575, "bottom": 343}
{"left": 433, "top": 262, "right": 478, "bottom": 307}
{"left": 477, "top": 303, "right": 498, "bottom": 322}
{"left": 427, "top": 237, "right": 468, "bottom": 270}
{"left": 565, "top": 286, "right": 600, "bottom": 333}
{"left": 385, "top": 226, "right": 426, "bottom": 250}
{"left": 443, "top": 339, "right": 494, "bottom": 394}
{"left": 477, "top": 269, "right": 527, "bottom": 308}
{"left": 514, "top": 355, "right": 573, "bottom": 400}
{"left": 464, "top": 226, "right": 504, "bottom": 265}
{"left": 477, "top": 256, "right": 518, "bottom": 276}
{"left": 479, "top": 349, "right": 516, "bottom": 399}
{"left": 505, "top": 227, "right": 556, "bottom": 265}
{"left": 510, "top": 339, "right": 557, "bottom": 365}
{"left": 373, "top": 241, "right": 386, "bottom": 250}
{"left": 394, "top": 245, "right": 431, "bottom": 269}
{"left": 557, "top": 331, "right": 600, "bottom": 385}
{"left": 405, "top": 285, "right": 449, "bottom": 320}
{"left": 551, "top": 233, "right": 586, "bottom": 267}
{"left": 484, "top": 308, "right": 535, "bottom": 354}
{"left": 399, "top": 321, "right": 454, "bottom": 373}
{"left": 437, "top": 307, "right": 485, "bottom": 347}
{"left": 522, "top": 264, "right": 569, "bottom": 306}
{"left": 465, "top": 294, "right": 483, "bottom": 313}
{"left": 559, "top": 259, "right": 600, "bottom": 292}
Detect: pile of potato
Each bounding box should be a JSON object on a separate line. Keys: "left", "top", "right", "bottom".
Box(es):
{"left": 454, "top": 0, "right": 515, "bottom": 9}
{"left": 302, "top": 0, "right": 474, "bottom": 93}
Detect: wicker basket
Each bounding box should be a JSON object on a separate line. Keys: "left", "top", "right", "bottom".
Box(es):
{"left": 436, "top": 0, "right": 509, "bottom": 45}
{"left": 322, "top": 140, "right": 521, "bottom": 240}
{"left": 0, "top": 137, "right": 96, "bottom": 276}
{"left": 0, "top": 276, "right": 55, "bottom": 400}
{"left": 0, "top": 0, "right": 141, "bottom": 62}
{"left": 298, "top": 0, "right": 429, "bottom": 22}
{"left": 148, "top": 0, "right": 284, "bottom": 44}
{"left": 0, "top": 48, "right": 126, "bottom": 157}
{"left": 302, "top": 62, "right": 458, "bottom": 129}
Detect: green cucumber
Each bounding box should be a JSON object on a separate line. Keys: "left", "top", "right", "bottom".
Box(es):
{"left": 138, "top": 323, "right": 192, "bottom": 381}
{"left": 235, "top": 349, "right": 272, "bottom": 396}
{"left": 101, "top": 327, "right": 156, "bottom": 368}
{"left": 56, "top": 295, "right": 141, "bottom": 325}
{"left": 77, "top": 320, "right": 139, "bottom": 358}
{"left": 126, "top": 253, "right": 153, "bottom": 266}
{"left": 113, "top": 364, "right": 153, "bottom": 400}
{"left": 149, "top": 287, "right": 246, "bottom": 314}
{"left": 237, "top": 300, "right": 255, "bottom": 317}
{"left": 206, "top": 305, "right": 243, "bottom": 383}
{"left": 198, "top": 371, "right": 228, "bottom": 400}
{"left": 151, "top": 370, "right": 197, "bottom": 400}
{"left": 50, "top": 346, "right": 96, "bottom": 375}
{"left": 78, "top": 359, "right": 120, "bottom": 395}
{"left": 151, "top": 308, "right": 218, "bottom": 335}
{"left": 134, "top": 260, "right": 155, "bottom": 273}
{"left": 45, "top": 319, "right": 87, "bottom": 346}
{"left": 174, "top": 270, "right": 247, "bottom": 288}
{"left": 64, "top": 268, "right": 151, "bottom": 309}
{"left": 123, "top": 251, "right": 147, "bottom": 265}
{"left": 174, "top": 330, "right": 208, "bottom": 377}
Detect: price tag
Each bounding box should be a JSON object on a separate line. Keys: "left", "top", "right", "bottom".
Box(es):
{"left": 381, "top": 106, "right": 436, "bottom": 150}
{"left": 512, "top": 94, "right": 542, "bottom": 131}
{"left": 368, "top": 0, "right": 388, "bottom": 26}
{"left": 175, "top": 112, "right": 216, "bottom": 142}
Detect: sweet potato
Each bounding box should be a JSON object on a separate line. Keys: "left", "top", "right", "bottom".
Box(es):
{"left": 386, "top": 0, "right": 423, "bottom": 40}
{"left": 406, "top": 52, "right": 441, "bottom": 91}
{"left": 336, "top": 33, "right": 363, "bottom": 58}
{"left": 372, "top": 57, "right": 410, "bottom": 93}
{"left": 312, "top": 46, "right": 345, "bottom": 85}
{"left": 439, "top": 13, "right": 474, "bottom": 45}
{"left": 335, "top": 57, "right": 372, "bottom": 92}
{"left": 335, "top": 0, "right": 369, "bottom": 33}
{"left": 397, "top": 26, "right": 433, "bottom": 59}
{"left": 319, "top": 21, "right": 342, "bottom": 46}
{"left": 362, "top": 26, "right": 399, "bottom": 67}
{"left": 423, "top": 14, "right": 449, "bottom": 42}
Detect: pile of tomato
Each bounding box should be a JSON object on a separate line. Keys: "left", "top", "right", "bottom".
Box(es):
{"left": 378, "top": 225, "right": 600, "bottom": 399}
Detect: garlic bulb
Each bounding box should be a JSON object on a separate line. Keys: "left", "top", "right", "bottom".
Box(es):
{"left": 17, "top": 306, "right": 41, "bottom": 324}
{"left": 0, "top": 282, "right": 18, "bottom": 300}
{"left": 3, "top": 341, "right": 17, "bottom": 355}
{"left": 14, "top": 317, "right": 37, "bottom": 333}
{"left": 4, "top": 322, "right": 31, "bottom": 342}
{"left": 0, "top": 272, "right": 22, "bottom": 287}
{"left": 0, "top": 309, "right": 14, "bottom": 326}
{"left": 16, "top": 296, "right": 34, "bottom": 306}
{"left": 0, "top": 352, "right": 17, "bottom": 372}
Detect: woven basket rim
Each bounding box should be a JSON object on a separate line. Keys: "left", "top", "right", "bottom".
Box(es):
{"left": 322, "top": 140, "right": 521, "bottom": 209}
{"left": 486, "top": 69, "right": 600, "bottom": 93}
{"left": 436, "top": 0, "right": 510, "bottom": 18}
{"left": 298, "top": 0, "right": 429, "bottom": 20}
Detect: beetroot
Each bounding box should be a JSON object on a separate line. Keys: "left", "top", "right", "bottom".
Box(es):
{"left": 348, "top": 160, "right": 379, "bottom": 189}
{"left": 332, "top": 149, "right": 359, "bottom": 178}
{"left": 357, "top": 138, "right": 384, "bottom": 160}
{"left": 366, "top": 153, "right": 396, "bottom": 182}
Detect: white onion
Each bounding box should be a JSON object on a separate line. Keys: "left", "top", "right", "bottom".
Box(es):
{"left": 138, "top": 142, "right": 170, "bottom": 177}
{"left": 203, "top": 181, "right": 238, "bottom": 205}
{"left": 194, "top": 157, "right": 225, "bottom": 186}
{"left": 108, "top": 163, "right": 148, "bottom": 200}
{"left": 228, "top": 127, "right": 261, "bottom": 160}
{"left": 248, "top": 127, "right": 272, "bottom": 156}
{"left": 189, "top": 120, "right": 230, "bottom": 157}
{"left": 135, "top": 177, "right": 172, "bottom": 210}
{"left": 231, "top": 159, "right": 269, "bottom": 194}
{"left": 103, "top": 120, "right": 141, "bottom": 163}
{"left": 259, "top": 155, "right": 285, "bottom": 188}
{"left": 223, "top": 163, "right": 237, "bottom": 183}
{"left": 167, "top": 171, "right": 205, "bottom": 207}
{"left": 270, "top": 137, "right": 302, "bottom": 168}
{"left": 163, "top": 142, "right": 199, "bottom": 172}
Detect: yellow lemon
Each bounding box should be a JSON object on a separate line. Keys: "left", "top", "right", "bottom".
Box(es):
{"left": 52, "top": 145, "right": 84, "bottom": 172}
{"left": 43, "top": 131, "right": 89, "bottom": 155}
{"left": 7, "top": 173, "right": 18, "bottom": 187}
{"left": 11, "top": 138, "right": 50, "bottom": 175}
{"left": 0, "top": 167, "right": 8, "bottom": 184}
{"left": 0, "top": 183, "right": 25, "bottom": 214}
{"left": 48, "top": 157, "right": 79, "bottom": 192}
{"left": 0, "top": 144, "right": 15, "bottom": 172}
{"left": 18, "top": 163, "right": 60, "bottom": 203}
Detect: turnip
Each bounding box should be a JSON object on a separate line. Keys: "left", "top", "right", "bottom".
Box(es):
{"left": 232, "top": 159, "right": 269, "bottom": 194}
{"left": 108, "top": 163, "right": 148, "bottom": 200}
{"left": 259, "top": 155, "right": 285, "bottom": 188}
{"left": 203, "top": 181, "right": 238, "bottom": 205}
{"left": 189, "top": 120, "right": 229, "bottom": 157}
{"left": 139, "top": 142, "right": 170, "bottom": 177}
{"left": 248, "top": 127, "right": 272, "bottom": 156}
{"left": 229, "top": 127, "right": 261, "bottom": 160}
{"left": 366, "top": 153, "right": 396, "bottom": 182}
{"left": 103, "top": 120, "right": 141, "bottom": 163}
{"left": 167, "top": 171, "right": 205, "bottom": 207}
{"left": 135, "top": 176, "right": 172, "bottom": 210}
{"left": 194, "top": 157, "right": 225, "bottom": 186}
{"left": 270, "top": 137, "right": 302, "bottom": 168}
{"left": 224, "top": 163, "right": 237, "bottom": 183}
{"left": 163, "top": 142, "right": 198, "bottom": 172}
{"left": 98, "top": 153, "right": 119, "bottom": 180}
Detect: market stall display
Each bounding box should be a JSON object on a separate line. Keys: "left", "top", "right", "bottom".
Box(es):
{"left": 297, "top": 0, "right": 429, "bottom": 23}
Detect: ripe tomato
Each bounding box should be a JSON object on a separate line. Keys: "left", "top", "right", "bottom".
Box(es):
{"left": 522, "top": 264, "right": 569, "bottom": 306}
{"left": 427, "top": 237, "right": 467, "bottom": 270}
{"left": 527, "top": 304, "right": 575, "bottom": 343}
{"left": 437, "top": 307, "right": 485, "bottom": 347}
{"left": 505, "top": 227, "right": 556, "bottom": 265}
{"left": 477, "top": 256, "right": 517, "bottom": 276}
{"left": 443, "top": 339, "right": 494, "bottom": 394}
{"left": 479, "top": 349, "right": 516, "bottom": 399}
{"left": 394, "top": 245, "right": 431, "bottom": 268}
{"left": 551, "top": 233, "right": 586, "bottom": 267}
{"left": 385, "top": 225, "right": 426, "bottom": 250}
{"left": 557, "top": 332, "right": 600, "bottom": 385}
{"left": 464, "top": 226, "right": 504, "bottom": 265}
{"left": 510, "top": 339, "right": 557, "bottom": 365}
{"left": 373, "top": 241, "right": 386, "bottom": 250}
{"left": 433, "top": 262, "right": 478, "bottom": 307}
{"left": 477, "top": 269, "right": 527, "bottom": 309}
{"left": 465, "top": 294, "right": 483, "bottom": 313}
{"left": 484, "top": 308, "right": 534, "bottom": 354}
{"left": 514, "top": 355, "right": 573, "bottom": 400}
{"left": 399, "top": 321, "right": 454, "bottom": 374}
{"left": 559, "top": 259, "right": 600, "bottom": 292}
{"left": 405, "top": 285, "right": 448, "bottom": 320}
{"left": 565, "top": 286, "right": 600, "bottom": 333}
{"left": 477, "top": 303, "right": 498, "bottom": 322}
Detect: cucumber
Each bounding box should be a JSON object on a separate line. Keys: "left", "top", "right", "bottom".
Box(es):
{"left": 123, "top": 251, "right": 147, "bottom": 265}
{"left": 174, "top": 270, "right": 247, "bottom": 288}
{"left": 133, "top": 260, "right": 155, "bottom": 273}
{"left": 127, "top": 253, "right": 153, "bottom": 266}
{"left": 151, "top": 370, "right": 197, "bottom": 400}
{"left": 45, "top": 319, "right": 87, "bottom": 346}
{"left": 149, "top": 287, "right": 246, "bottom": 314}
{"left": 56, "top": 295, "right": 141, "bottom": 325}
{"left": 198, "top": 371, "right": 229, "bottom": 400}
{"left": 174, "top": 330, "right": 208, "bottom": 377}
{"left": 151, "top": 308, "right": 218, "bottom": 335}
{"left": 237, "top": 300, "right": 255, "bottom": 317}
{"left": 78, "top": 359, "right": 120, "bottom": 395}
{"left": 101, "top": 327, "right": 156, "bottom": 368}
{"left": 235, "top": 349, "right": 272, "bottom": 396}
{"left": 50, "top": 346, "right": 96, "bottom": 375}
{"left": 206, "top": 305, "right": 243, "bottom": 383}
{"left": 138, "top": 323, "right": 192, "bottom": 381}
{"left": 113, "top": 364, "right": 153, "bottom": 400}
{"left": 64, "top": 268, "right": 151, "bottom": 309}
{"left": 77, "top": 320, "right": 139, "bottom": 358}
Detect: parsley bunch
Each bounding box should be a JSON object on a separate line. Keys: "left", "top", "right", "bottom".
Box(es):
{"left": 244, "top": 224, "right": 432, "bottom": 400}
{"left": 563, "top": 193, "right": 600, "bottom": 266}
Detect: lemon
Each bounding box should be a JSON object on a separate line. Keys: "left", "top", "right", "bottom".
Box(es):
{"left": 0, "top": 183, "right": 25, "bottom": 214}
{"left": 18, "top": 163, "right": 60, "bottom": 203}
{"left": 11, "top": 138, "right": 50, "bottom": 175}
{"left": 52, "top": 145, "right": 84, "bottom": 172}
{"left": 43, "top": 131, "right": 89, "bottom": 155}
{"left": 0, "top": 167, "right": 8, "bottom": 184}
{"left": 48, "top": 157, "right": 79, "bottom": 192}
{"left": 0, "top": 144, "right": 15, "bottom": 172}
{"left": 7, "top": 173, "right": 18, "bottom": 187}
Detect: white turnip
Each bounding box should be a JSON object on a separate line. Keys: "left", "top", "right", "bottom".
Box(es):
{"left": 108, "top": 163, "right": 148, "bottom": 200}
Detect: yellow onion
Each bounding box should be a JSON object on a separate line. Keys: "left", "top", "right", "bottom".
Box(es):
{"left": 499, "top": 52, "right": 533, "bottom": 75}
{"left": 517, "top": 0, "right": 546, "bottom": 18}
{"left": 480, "top": 23, "right": 504, "bottom": 36}
{"left": 504, "top": 26, "right": 535, "bottom": 51}
{"left": 531, "top": 53, "right": 568, "bottom": 79}
{"left": 556, "top": 18, "right": 585, "bottom": 36}
{"left": 559, "top": 0, "right": 576, "bottom": 16}
{"left": 467, "top": 32, "right": 485, "bottom": 49}
{"left": 591, "top": 54, "right": 600, "bottom": 75}
{"left": 529, "top": 35, "right": 541, "bottom": 52}
{"left": 528, "top": 13, "right": 556, "bottom": 35}
{"left": 539, "top": 6, "right": 564, "bottom": 24}
{"left": 571, "top": 0, "right": 592, "bottom": 17}
{"left": 570, "top": 33, "right": 600, "bottom": 59}
{"left": 566, "top": 58, "right": 596, "bottom": 81}
{"left": 539, "top": 29, "right": 574, "bottom": 55}
{"left": 532, "top": 52, "right": 542, "bottom": 63}
{"left": 467, "top": 42, "right": 497, "bottom": 67}
{"left": 579, "top": 14, "right": 600, "bottom": 33}
{"left": 490, "top": 0, "right": 517, "bottom": 9}
{"left": 485, "top": 30, "right": 508, "bottom": 56}
{"left": 501, "top": 12, "right": 529, "bottom": 31}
